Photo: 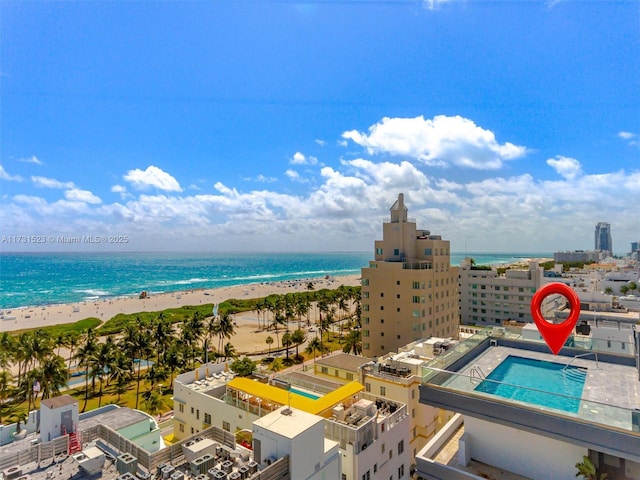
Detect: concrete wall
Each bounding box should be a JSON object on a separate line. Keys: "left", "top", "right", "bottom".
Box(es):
{"left": 464, "top": 416, "right": 587, "bottom": 479}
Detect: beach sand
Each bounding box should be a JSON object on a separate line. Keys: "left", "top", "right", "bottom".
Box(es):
{"left": 0, "top": 275, "right": 361, "bottom": 356}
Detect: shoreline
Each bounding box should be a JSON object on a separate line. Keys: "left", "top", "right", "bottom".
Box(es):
{"left": 0, "top": 274, "right": 361, "bottom": 333}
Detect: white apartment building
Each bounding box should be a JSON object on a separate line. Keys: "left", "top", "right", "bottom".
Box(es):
{"left": 173, "top": 361, "right": 412, "bottom": 480}
{"left": 458, "top": 259, "right": 550, "bottom": 326}
{"left": 253, "top": 407, "right": 341, "bottom": 480}
{"left": 361, "top": 193, "right": 459, "bottom": 358}
{"left": 308, "top": 350, "right": 454, "bottom": 459}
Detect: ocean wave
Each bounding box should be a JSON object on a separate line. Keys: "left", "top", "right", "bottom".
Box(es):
{"left": 74, "top": 289, "right": 111, "bottom": 296}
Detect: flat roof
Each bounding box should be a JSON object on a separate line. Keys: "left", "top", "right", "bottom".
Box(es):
{"left": 41, "top": 395, "right": 77, "bottom": 409}
{"left": 79, "top": 406, "right": 152, "bottom": 432}
{"left": 253, "top": 406, "right": 323, "bottom": 439}
{"left": 315, "top": 353, "right": 371, "bottom": 372}
{"left": 227, "top": 378, "right": 363, "bottom": 416}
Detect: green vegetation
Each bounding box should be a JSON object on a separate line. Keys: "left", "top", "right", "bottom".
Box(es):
{"left": 0, "top": 283, "right": 362, "bottom": 423}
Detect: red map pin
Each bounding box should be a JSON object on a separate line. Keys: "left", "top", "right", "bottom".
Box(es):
{"left": 530, "top": 282, "right": 581, "bottom": 355}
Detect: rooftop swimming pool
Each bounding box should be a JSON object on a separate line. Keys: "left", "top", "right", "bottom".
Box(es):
{"left": 290, "top": 387, "right": 321, "bottom": 400}
{"left": 474, "top": 355, "right": 587, "bottom": 413}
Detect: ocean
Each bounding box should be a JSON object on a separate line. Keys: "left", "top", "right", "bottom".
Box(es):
{"left": 0, "top": 251, "right": 549, "bottom": 310}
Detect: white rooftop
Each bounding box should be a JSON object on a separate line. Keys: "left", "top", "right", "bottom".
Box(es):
{"left": 253, "top": 406, "right": 323, "bottom": 439}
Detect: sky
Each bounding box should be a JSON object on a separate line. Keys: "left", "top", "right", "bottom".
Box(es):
{"left": 1, "top": 0, "right": 639, "bottom": 254}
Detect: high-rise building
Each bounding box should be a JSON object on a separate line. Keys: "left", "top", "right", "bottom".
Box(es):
{"left": 360, "top": 194, "right": 459, "bottom": 358}
{"left": 594, "top": 222, "right": 612, "bottom": 255}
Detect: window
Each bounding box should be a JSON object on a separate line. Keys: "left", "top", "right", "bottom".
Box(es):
{"left": 365, "top": 383, "right": 371, "bottom": 392}
{"left": 191, "top": 407, "right": 194, "bottom": 414}
{"left": 346, "top": 372, "right": 354, "bottom": 381}
{"left": 396, "top": 280, "right": 400, "bottom": 285}
{"left": 374, "top": 464, "right": 378, "bottom": 473}
{"left": 380, "top": 386, "right": 386, "bottom": 396}
{"left": 321, "top": 366, "right": 328, "bottom": 374}
{"left": 363, "top": 317, "right": 370, "bottom": 324}
{"left": 380, "top": 292, "right": 384, "bottom": 297}
{"left": 204, "top": 413, "right": 211, "bottom": 425}
{"left": 380, "top": 319, "right": 384, "bottom": 323}
{"left": 380, "top": 306, "right": 384, "bottom": 311}
{"left": 376, "top": 248, "right": 383, "bottom": 255}
{"left": 196, "top": 409, "right": 200, "bottom": 420}
{"left": 425, "top": 248, "right": 432, "bottom": 255}
{"left": 222, "top": 421, "right": 230, "bottom": 431}
{"left": 412, "top": 295, "right": 420, "bottom": 303}
{"left": 396, "top": 294, "right": 400, "bottom": 299}
{"left": 179, "top": 424, "right": 184, "bottom": 432}
{"left": 380, "top": 332, "right": 384, "bottom": 336}
{"left": 381, "top": 443, "right": 385, "bottom": 453}
{"left": 394, "top": 249, "right": 399, "bottom": 255}
{"left": 362, "top": 278, "right": 369, "bottom": 286}
{"left": 364, "top": 343, "right": 370, "bottom": 350}
{"left": 412, "top": 281, "right": 420, "bottom": 289}
{"left": 178, "top": 403, "right": 184, "bottom": 413}
{"left": 398, "top": 440, "right": 404, "bottom": 454}
{"left": 363, "top": 330, "right": 369, "bottom": 337}
{"left": 398, "top": 464, "right": 405, "bottom": 478}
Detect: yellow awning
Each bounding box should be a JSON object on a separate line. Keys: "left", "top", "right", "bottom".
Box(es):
{"left": 227, "top": 378, "right": 364, "bottom": 416}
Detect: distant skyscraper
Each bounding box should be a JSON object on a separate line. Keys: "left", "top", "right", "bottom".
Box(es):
{"left": 594, "top": 222, "right": 612, "bottom": 254}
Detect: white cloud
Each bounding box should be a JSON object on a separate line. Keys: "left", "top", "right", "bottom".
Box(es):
{"left": 0, "top": 165, "right": 23, "bottom": 182}
{"left": 290, "top": 152, "right": 318, "bottom": 165}
{"left": 111, "top": 184, "right": 127, "bottom": 193}
{"left": 315, "top": 139, "right": 327, "bottom": 147}
{"left": 244, "top": 174, "right": 277, "bottom": 183}
{"left": 64, "top": 188, "right": 102, "bottom": 204}
{"left": 546, "top": 156, "right": 583, "bottom": 180}
{"left": 19, "top": 155, "right": 43, "bottom": 165}
{"left": 424, "top": 0, "right": 453, "bottom": 10}
{"left": 123, "top": 165, "right": 182, "bottom": 192}
{"left": 285, "top": 169, "right": 300, "bottom": 180}
{"left": 618, "top": 131, "right": 638, "bottom": 147}
{"left": 31, "top": 176, "right": 75, "bottom": 189}
{"left": 342, "top": 115, "right": 528, "bottom": 170}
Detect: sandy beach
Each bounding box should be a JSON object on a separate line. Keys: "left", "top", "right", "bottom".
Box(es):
{"left": 0, "top": 275, "right": 361, "bottom": 347}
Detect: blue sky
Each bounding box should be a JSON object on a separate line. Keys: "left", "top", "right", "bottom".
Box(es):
{"left": 1, "top": 0, "right": 639, "bottom": 253}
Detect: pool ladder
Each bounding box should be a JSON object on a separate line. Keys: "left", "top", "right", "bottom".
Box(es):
{"left": 470, "top": 366, "right": 486, "bottom": 385}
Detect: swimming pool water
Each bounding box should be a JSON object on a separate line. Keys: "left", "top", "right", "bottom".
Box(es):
{"left": 290, "top": 387, "right": 320, "bottom": 400}
{"left": 474, "top": 355, "right": 587, "bottom": 413}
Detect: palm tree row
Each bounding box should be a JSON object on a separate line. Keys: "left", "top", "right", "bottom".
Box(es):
{"left": 0, "top": 306, "right": 239, "bottom": 420}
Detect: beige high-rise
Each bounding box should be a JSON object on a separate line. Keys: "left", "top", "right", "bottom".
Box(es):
{"left": 361, "top": 194, "right": 459, "bottom": 358}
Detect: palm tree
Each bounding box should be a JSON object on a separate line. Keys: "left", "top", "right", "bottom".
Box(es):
{"left": 291, "top": 329, "right": 305, "bottom": 359}
{"left": 265, "top": 336, "right": 274, "bottom": 354}
{"left": 39, "top": 355, "right": 68, "bottom": 399}
{"left": 282, "top": 331, "right": 292, "bottom": 360}
{"left": 629, "top": 281, "right": 638, "bottom": 295}
{"left": 269, "top": 358, "right": 283, "bottom": 373}
{"left": 0, "top": 370, "right": 13, "bottom": 424}
{"left": 216, "top": 312, "right": 236, "bottom": 360}
{"left": 110, "top": 353, "right": 132, "bottom": 403}
{"left": 75, "top": 330, "right": 98, "bottom": 412}
{"left": 575, "top": 455, "right": 608, "bottom": 480}
{"left": 163, "top": 345, "right": 185, "bottom": 390}
{"left": 270, "top": 311, "right": 286, "bottom": 350}
{"left": 223, "top": 342, "right": 237, "bottom": 362}
{"left": 94, "top": 337, "right": 116, "bottom": 407}
{"left": 145, "top": 364, "right": 169, "bottom": 392}
{"left": 305, "top": 337, "right": 323, "bottom": 364}
{"left": 143, "top": 387, "right": 166, "bottom": 417}
{"left": 342, "top": 330, "right": 362, "bottom": 355}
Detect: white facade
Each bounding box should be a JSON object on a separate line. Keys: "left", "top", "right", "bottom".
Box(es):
{"left": 458, "top": 260, "right": 548, "bottom": 326}
{"left": 253, "top": 407, "right": 340, "bottom": 480}
{"left": 464, "top": 416, "right": 587, "bottom": 479}
{"left": 39, "top": 394, "right": 79, "bottom": 442}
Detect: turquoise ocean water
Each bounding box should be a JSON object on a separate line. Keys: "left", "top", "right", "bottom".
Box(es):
{"left": 0, "top": 252, "right": 549, "bottom": 310}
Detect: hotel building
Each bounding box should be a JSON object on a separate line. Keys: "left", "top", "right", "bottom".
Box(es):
{"left": 172, "top": 361, "right": 411, "bottom": 480}
{"left": 458, "top": 259, "right": 551, "bottom": 326}
{"left": 361, "top": 193, "right": 459, "bottom": 358}
{"left": 595, "top": 222, "right": 613, "bottom": 256}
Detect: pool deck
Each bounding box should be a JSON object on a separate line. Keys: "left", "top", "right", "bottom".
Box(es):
{"left": 443, "top": 346, "right": 640, "bottom": 430}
